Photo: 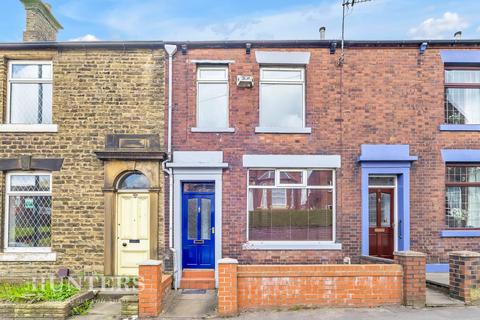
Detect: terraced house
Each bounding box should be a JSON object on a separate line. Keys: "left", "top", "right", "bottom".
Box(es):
{"left": 166, "top": 40, "right": 480, "bottom": 288}
{"left": 0, "top": 1, "right": 167, "bottom": 279}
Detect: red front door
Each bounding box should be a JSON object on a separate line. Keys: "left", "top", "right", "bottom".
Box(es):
{"left": 368, "top": 188, "right": 394, "bottom": 259}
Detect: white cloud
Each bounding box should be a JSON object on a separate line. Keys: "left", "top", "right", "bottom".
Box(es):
{"left": 409, "top": 12, "right": 468, "bottom": 39}
{"left": 68, "top": 34, "right": 100, "bottom": 41}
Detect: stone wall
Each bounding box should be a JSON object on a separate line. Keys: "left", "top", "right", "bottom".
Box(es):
{"left": 0, "top": 47, "right": 166, "bottom": 279}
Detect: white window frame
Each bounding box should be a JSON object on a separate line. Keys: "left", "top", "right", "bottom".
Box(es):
{"left": 257, "top": 67, "right": 307, "bottom": 132}
{"left": 5, "top": 60, "right": 55, "bottom": 129}
{"left": 4, "top": 171, "right": 53, "bottom": 253}
{"left": 245, "top": 168, "right": 340, "bottom": 250}
{"left": 193, "top": 65, "right": 232, "bottom": 132}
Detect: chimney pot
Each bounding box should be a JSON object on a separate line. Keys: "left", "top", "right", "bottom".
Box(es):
{"left": 454, "top": 31, "right": 462, "bottom": 40}
{"left": 20, "top": 0, "right": 63, "bottom": 42}
{"left": 319, "top": 26, "right": 326, "bottom": 40}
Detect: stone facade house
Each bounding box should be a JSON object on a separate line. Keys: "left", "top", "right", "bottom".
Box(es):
{"left": 0, "top": 1, "right": 167, "bottom": 279}
{"left": 165, "top": 40, "right": 480, "bottom": 288}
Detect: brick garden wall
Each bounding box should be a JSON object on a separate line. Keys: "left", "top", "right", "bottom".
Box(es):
{"left": 218, "top": 259, "right": 403, "bottom": 315}
{"left": 168, "top": 44, "right": 480, "bottom": 265}
{"left": 0, "top": 48, "right": 166, "bottom": 278}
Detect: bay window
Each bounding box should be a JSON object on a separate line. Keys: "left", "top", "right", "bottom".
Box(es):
{"left": 5, "top": 172, "right": 52, "bottom": 251}
{"left": 247, "top": 169, "right": 335, "bottom": 242}
{"left": 446, "top": 165, "right": 480, "bottom": 228}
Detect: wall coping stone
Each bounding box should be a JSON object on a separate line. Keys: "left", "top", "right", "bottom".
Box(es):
{"left": 218, "top": 258, "right": 238, "bottom": 264}
{"left": 449, "top": 251, "right": 480, "bottom": 257}
{"left": 394, "top": 250, "right": 426, "bottom": 257}
{"left": 138, "top": 259, "right": 163, "bottom": 266}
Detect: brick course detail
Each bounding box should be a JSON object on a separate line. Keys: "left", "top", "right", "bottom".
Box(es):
{"left": 138, "top": 260, "right": 172, "bottom": 318}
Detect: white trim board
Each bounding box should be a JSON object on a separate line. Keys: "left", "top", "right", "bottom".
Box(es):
{"left": 255, "top": 51, "right": 311, "bottom": 65}
{"left": 243, "top": 154, "right": 341, "bottom": 168}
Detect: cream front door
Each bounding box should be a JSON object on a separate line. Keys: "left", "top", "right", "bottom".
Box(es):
{"left": 116, "top": 193, "right": 150, "bottom": 276}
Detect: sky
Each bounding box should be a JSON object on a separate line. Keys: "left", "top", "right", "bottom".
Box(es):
{"left": 1, "top": 0, "right": 480, "bottom": 42}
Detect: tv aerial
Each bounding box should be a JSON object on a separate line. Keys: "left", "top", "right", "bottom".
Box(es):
{"left": 340, "top": 0, "right": 373, "bottom": 65}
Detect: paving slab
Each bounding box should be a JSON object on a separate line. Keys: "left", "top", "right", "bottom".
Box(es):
{"left": 69, "top": 301, "right": 123, "bottom": 320}
{"left": 161, "top": 289, "right": 217, "bottom": 319}
{"left": 426, "top": 288, "right": 464, "bottom": 307}
{"left": 427, "top": 272, "right": 449, "bottom": 286}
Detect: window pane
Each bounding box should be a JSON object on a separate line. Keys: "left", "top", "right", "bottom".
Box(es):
{"left": 262, "top": 69, "right": 303, "bottom": 81}
{"left": 381, "top": 192, "right": 391, "bottom": 227}
{"left": 271, "top": 188, "right": 286, "bottom": 207}
{"left": 197, "top": 83, "right": 228, "bottom": 128}
{"left": 10, "top": 175, "right": 50, "bottom": 192}
{"left": 188, "top": 198, "right": 198, "bottom": 240}
{"left": 445, "top": 88, "right": 480, "bottom": 124}
{"left": 260, "top": 83, "right": 303, "bottom": 128}
{"left": 369, "top": 176, "right": 395, "bottom": 186}
{"left": 198, "top": 68, "right": 227, "bottom": 80}
{"left": 248, "top": 188, "right": 333, "bottom": 241}
{"left": 12, "top": 64, "right": 52, "bottom": 79}
{"left": 445, "top": 70, "right": 480, "bottom": 84}
{"left": 369, "top": 193, "right": 377, "bottom": 227}
{"left": 307, "top": 170, "right": 333, "bottom": 186}
{"left": 279, "top": 171, "right": 303, "bottom": 185}
{"left": 183, "top": 183, "right": 215, "bottom": 192}
{"left": 201, "top": 199, "right": 211, "bottom": 240}
{"left": 446, "top": 186, "right": 480, "bottom": 228}
{"left": 10, "top": 83, "right": 52, "bottom": 124}
{"left": 248, "top": 170, "right": 275, "bottom": 186}
{"left": 118, "top": 172, "right": 150, "bottom": 189}
{"left": 446, "top": 166, "right": 480, "bottom": 183}
{"left": 8, "top": 195, "right": 51, "bottom": 248}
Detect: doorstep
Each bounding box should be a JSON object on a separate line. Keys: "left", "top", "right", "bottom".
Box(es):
{"left": 180, "top": 269, "right": 215, "bottom": 289}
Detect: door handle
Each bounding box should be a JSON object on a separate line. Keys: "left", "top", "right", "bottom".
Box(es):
{"left": 211, "top": 227, "right": 215, "bottom": 234}
{"left": 122, "top": 243, "right": 127, "bottom": 247}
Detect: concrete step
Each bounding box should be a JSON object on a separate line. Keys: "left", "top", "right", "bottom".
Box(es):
{"left": 182, "top": 269, "right": 215, "bottom": 279}
{"left": 180, "top": 278, "right": 215, "bottom": 290}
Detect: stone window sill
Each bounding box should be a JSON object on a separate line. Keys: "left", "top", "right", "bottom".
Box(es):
{"left": 191, "top": 127, "right": 235, "bottom": 133}
{"left": 255, "top": 127, "right": 311, "bottom": 134}
{"left": 0, "top": 124, "right": 58, "bottom": 133}
{"left": 0, "top": 251, "right": 57, "bottom": 262}
{"left": 242, "top": 241, "right": 342, "bottom": 250}
{"left": 440, "top": 230, "right": 480, "bottom": 237}
{"left": 439, "top": 124, "right": 480, "bottom": 131}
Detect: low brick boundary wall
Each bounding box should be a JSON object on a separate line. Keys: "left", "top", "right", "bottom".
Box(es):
{"left": 218, "top": 259, "right": 403, "bottom": 316}
{"left": 0, "top": 291, "right": 94, "bottom": 320}
{"left": 394, "top": 251, "right": 426, "bottom": 308}
{"left": 138, "top": 260, "right": 172, "bottom": 318}
{"left": 449, "top": 251, "right": 480, "bottom": 304}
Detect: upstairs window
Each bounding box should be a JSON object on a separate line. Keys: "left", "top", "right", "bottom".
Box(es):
{"left": 446, "top": 165, "right": 480, "bottom": 228}
{"left": 259, "top": 68, "right": 305, "bottom": 129}
{"left": 5, "top": 172, "right": 52, "bottom": 251}
{"left": 8, "top": 61, "right": 53, "bottom": 124}
{"left": 445, "top": 67, "right": 480, "bottom": 124}
{"left": 196, "top": 66, "right": 229, "bottom": 129}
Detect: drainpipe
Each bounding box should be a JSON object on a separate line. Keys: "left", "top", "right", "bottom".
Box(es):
{"left": 163, "top": 43, "right": 178, "bottom": 289}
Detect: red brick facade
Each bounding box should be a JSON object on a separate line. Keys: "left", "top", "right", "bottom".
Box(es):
{"left": 168, "top": 43, "right": 480, "bottom": 266}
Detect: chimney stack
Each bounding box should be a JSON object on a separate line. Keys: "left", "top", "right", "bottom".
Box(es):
{"left": 20, "top": 0, "right": 63, "bottom": 42}
{"left": 319, "top": 26, "right": 326, "bottom": 40}
{"left": 454, "top": 31, "right": 462, "bottom": 40}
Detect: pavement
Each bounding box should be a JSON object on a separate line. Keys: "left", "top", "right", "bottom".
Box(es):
{"left": 230, "top": 306, "right": 480, "bottom": 320}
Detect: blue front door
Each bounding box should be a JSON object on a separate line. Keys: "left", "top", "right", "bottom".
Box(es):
{"left": 182, "top": 183, "right": 215, "bottom": 269}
